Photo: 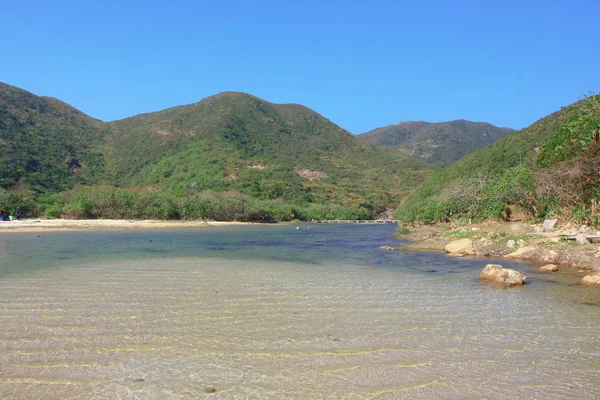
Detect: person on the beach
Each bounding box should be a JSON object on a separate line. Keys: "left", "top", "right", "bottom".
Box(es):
{"left": 0, "top": 210, "right": 4, "bottom": 221}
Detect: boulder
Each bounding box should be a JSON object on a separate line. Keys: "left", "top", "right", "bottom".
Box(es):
{"left": 542, "top": 219, "right": 558, "bottom": 232}
{"left": 479, "top": 264, "right": 527, "bottom": 287}
{"left": 445, "top": 239, "right": 475, "bottom": 255}
{"left": 540, "top": 264, "right": 558, "bottom": 272}
{"left": 581, "top": 274, "right": 600, "bottom": 287}
{"left": 506, "top": 240, "right": 516, "bottom": 249}
{"left": 505, "top": 246, "right": 535, "bottom": 259}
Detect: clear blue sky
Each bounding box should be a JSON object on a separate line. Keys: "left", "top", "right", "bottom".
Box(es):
{"left": 1, "top": 0, "right": 598, "bottom": 133}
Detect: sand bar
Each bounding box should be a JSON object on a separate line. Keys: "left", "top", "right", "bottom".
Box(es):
{"left": 0, "top": 219, "right": 253, "bottom": 232}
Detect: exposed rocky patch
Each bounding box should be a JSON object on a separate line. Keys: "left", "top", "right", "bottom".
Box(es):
{"left": 296, "top": 169, "right": 327, "bottom": 181}
{"left": 397, "top": 221, "right": 600, "bottom": 273}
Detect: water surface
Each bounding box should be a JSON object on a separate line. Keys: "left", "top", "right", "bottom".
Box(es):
{"left": 0, "top": 224, "right": 598, "bottom": 399}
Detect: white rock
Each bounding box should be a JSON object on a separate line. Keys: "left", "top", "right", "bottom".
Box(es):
{"left": 444, "top": 239, "right": 475, "bottom": 255}
{"left": 505, "top": 246, "right": 535, "bottom": 259}
{"left": 581, "top": 274, "right": 600, "bottom": 287}
{"left": 479, "top": 264, "right": 527, "bottom": 287}
{"left": 543, "top": 219, "right": 558, "bottom": 232}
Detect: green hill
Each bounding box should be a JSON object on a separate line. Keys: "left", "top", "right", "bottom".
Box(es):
{"left": 396, "top": 98, "right": 599, "bottom": 224}
{"left": 0, "top": 82, "right": 108, "bottom": 191}
{"left": 105, "top": 92, "right": 433, "bottom": 210}
{"left": 0, "top": 84, "right": 435, "bottom": 219}
{"left": 358, "top": 120, "right": 514, "bottom": 167}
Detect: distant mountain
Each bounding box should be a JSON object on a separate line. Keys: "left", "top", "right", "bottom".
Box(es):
{"left": 358, "top": 120, "right": 514, "bottom": 167}
{"left": 0, "top": 83, "right": 434, "bottom": 213}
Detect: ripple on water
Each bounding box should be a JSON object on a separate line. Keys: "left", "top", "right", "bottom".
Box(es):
{"left": 0, "top": 240, "right": 598, "bottom": 399}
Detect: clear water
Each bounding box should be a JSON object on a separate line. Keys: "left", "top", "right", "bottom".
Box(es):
{"left": 0, "top": 224, "right": 598, "bottom": 399}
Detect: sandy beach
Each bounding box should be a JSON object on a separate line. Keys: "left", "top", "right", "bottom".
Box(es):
{"left": 0, "top": 218, "right": 253, "bottom": 232}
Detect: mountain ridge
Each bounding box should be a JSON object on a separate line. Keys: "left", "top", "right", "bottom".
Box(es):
{"left": 0, "top": 81, "right": 434, "bottom": 215}
{"left": 358, "top": 119, "right": 514, "bottom": 167}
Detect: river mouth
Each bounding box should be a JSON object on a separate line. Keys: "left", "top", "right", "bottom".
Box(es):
{"left": 0, "top": 225, "right": 598, "bottom": 399}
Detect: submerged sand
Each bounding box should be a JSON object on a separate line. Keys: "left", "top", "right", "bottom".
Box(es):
{"left": 0, "top": 218, "right": 252, "bottom": 232}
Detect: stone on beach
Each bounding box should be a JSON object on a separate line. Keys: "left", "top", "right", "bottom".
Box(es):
{"left": 444, "top": 239, "right": 475, "bottom": 255}
{"left": 540, "top": 264, "right": 559, "bottom": 272}
{"left": 542, "top": 219, "right": 558, "bottom": 232}
{"left": 479, "top": 264, "right": 527, "bottom": 287}
{"left": 505, "top": 246, "right": 535, "bottom": 259}
{"left": 581, "top": 274, "right": 600, "bottom": 287}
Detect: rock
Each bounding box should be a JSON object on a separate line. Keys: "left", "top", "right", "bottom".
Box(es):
{"left": 576, "top": 234, "right": 589, "bottom": 245}
{"left": 579, "top": 224, "right": 589, "bottom": 233}
{"left": 380, "top": 246, "right": 395, "bottom": 251}
{"left": 534, "top": 226, "right": 543, "bottom": 234}
{"left": 444, "top": 239, "right": 475, "bottom": 255}
{"left": 505, "top": 246, "right": 535, "bottom": 259}
{"left": 581, "top": 274, "right": 600, "bottom": 287}
{"left": 506, "top": 240, "right": 515, "bottom": 249}
{"left": 543, "top": 219, "right": 558, "bottom": 232}
{"left": 551, "top": 237, "right": 560, "bottom": 243}
{"left": 542, "top": 250, "right": 558, "bottom": 263}
{"left": 204, "top": 387, "right": 217, "bottom": 393}
{"left": 479, "top": 264, "right": 527, "bottom": 287}
{"left": 447, "top": 252, "right": 465, "bottom": 257}
{"left": 540, "top": 264, "right": 559, "bottom": 272}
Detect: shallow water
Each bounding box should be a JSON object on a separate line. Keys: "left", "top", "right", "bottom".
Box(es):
{"left": 0, "top": 224, "right": 598, "bottom": 399}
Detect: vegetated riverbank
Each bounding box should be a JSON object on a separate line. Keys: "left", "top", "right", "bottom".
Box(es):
{"left": 0, "top": 218, "right": 255, "bottom": 232}
{"left": 396, "top": 220, "right": 600, "bottom": 272}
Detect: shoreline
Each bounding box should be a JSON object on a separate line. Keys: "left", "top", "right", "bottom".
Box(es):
{"left": 0, "top": 218, "right": 257, "bottom": 232}
{"left": 395, "top": 221, "right": 600, "bottom": 273}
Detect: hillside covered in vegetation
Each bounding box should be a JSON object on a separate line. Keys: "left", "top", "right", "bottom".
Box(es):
{"left": 0, "top": 83, "right": 434, "bottom": 221}
{"left": 0, "top": 82, "right": 108, "bottom": 192}
{"left": 397, "top": 95, "right": 600, "bottom": 227}
{"left": 358, "top": 120, "right": 514, "bottom": 167}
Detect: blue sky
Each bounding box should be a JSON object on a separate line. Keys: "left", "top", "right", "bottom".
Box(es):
{"left": 1, "top": 0, "right": 598, "bottom": 133}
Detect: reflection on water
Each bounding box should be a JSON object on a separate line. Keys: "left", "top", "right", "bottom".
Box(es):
{"left": 0, "top": 225, "right": 598, "bottom": 399}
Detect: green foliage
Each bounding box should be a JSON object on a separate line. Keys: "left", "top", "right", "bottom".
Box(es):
{"left": 0, "top": 188, "right": 34, "bottom": 216}
{"left": 42, "top": 187, "right": 373, "bottom": 222}
{"left": 397, "top": 95, "right": 600, "bottom": 227}
{"left": 35, "top": 193, "right": 65, "bottom": 218}
{"left": 0, "top": 83, "right": 108, "bottom": 192}
{"left": 396, "top": 199, "right": 451, "bottom": 224}
{"left": 0, "top": 83, "right": 434, "bottom": 216}
{"left": 537, "top": 94, "right": 600, "bottom": 167}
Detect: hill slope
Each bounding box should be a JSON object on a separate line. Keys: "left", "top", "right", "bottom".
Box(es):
{"left": 358, "top": 120, "right": 514, "bottom": 167}
{"left": 396, "top": 100, "right": 587, "bottom": 222}
{"left": 0, "top": 84, "right": 434, "bottom": 216}
{"left": 105, "top": 92, "right": 434, "bottom": 209}
{"left": 0, "top": 83, "right": 108, "bottom": 191}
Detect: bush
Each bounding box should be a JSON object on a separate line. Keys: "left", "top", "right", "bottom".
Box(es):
{"left": 0, "top": 188, "right": 34, "bottom": 216}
